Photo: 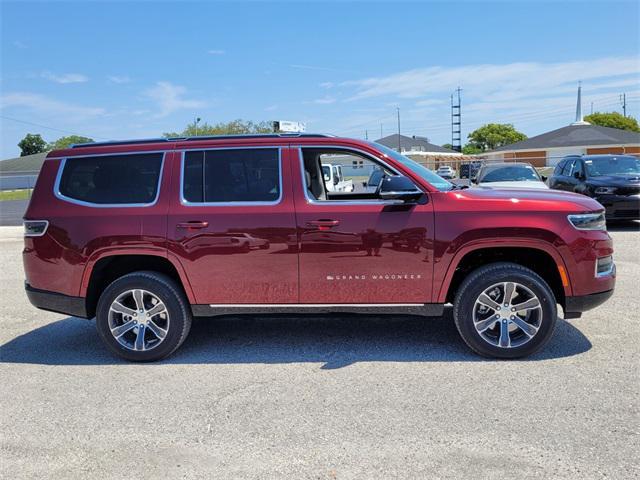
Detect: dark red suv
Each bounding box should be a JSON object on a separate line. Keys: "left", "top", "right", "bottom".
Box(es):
{"left": 23, "top": 134, "right": 615, "bottom": 361}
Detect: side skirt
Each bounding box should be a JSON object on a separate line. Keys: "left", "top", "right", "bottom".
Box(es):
{"left": 191, "top": 303, "right": 445, "bottom": 317}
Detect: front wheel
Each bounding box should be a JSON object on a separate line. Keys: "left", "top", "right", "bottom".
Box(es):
{"left": 96, "top": 271, "right": 192, "bottom": 362}
{"left": 453, "top": 262, "right": 557, "bottom": 359}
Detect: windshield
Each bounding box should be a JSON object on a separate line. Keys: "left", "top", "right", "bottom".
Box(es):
{"left": 479, "top": 165, "right": 540, "bottom": 183}
{"left": 321, "top": 165, "right": 331, "bottom": 179}
{"left": 372, "top": 142, "right": 453, "bottom": 191}
{"left": 584, "top": 156, "right": 640, "bottom": 176}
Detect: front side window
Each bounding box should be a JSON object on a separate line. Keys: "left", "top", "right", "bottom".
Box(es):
{"left": 58, "top": 153, "right": 163, "bottom": 205}
{"left": 183, "top": 148, "right": 280, "bottom": 203}
{"left": 301, "top": 148, "right": 396, "bottom": 201}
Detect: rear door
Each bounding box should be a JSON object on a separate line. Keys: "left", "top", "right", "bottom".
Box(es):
{"left": 292, "top": 145, "right": 434, "bottom": 304}
{"left": 167, "top": 145, "right": 298, "bottom": 305}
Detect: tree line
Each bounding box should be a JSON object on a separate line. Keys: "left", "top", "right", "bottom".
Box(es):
{"left": 15, "top": 112, "right": 639, "bottom": 157}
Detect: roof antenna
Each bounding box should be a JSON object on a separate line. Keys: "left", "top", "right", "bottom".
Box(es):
{"left": 571, "top": 81, "right": 590, "bottom": 125}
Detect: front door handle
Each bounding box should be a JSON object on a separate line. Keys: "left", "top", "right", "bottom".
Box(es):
{"left": 177, "top": 221, "right": 209, "bottom": 229}
{"left": 306, "top": 219, "right": 340, "bottom": 230}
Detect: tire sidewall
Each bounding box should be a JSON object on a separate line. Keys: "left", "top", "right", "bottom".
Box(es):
{"left": 96, "top": 273, "right": 189, "bottom": 362}
{"left": 454, "top": 265, "right": 557, "bottom": 359}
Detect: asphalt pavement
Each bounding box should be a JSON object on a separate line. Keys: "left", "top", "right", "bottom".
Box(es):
{"left": 1, "top": 225, "right": 638, "bottom": 479}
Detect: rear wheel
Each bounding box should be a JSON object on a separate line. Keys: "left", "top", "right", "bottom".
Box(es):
{"left": 453, "top": 262, "right": 557, "bottom": 359}
{"left": 96, "top": 271, "right": 192, "bottom": 362}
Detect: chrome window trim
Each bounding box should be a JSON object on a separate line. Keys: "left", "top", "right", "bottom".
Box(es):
{"left": 53, "top": 151, "right": 166, "bottom": 208}
{"left": 179, "top": 146, "right": 283, "bottom": 207}
{"left": 296, "top": 145, "right": 412, "bottom": 206}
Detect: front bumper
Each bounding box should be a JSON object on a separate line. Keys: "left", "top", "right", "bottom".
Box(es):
{"left": 595, "top": 194, "right": 640, "bottom": 220}
{"left": 25, "top": 283, "right": 88, "bottom": 318}
{"left": 564, "top": 289, "right": 614, "bottom": 318}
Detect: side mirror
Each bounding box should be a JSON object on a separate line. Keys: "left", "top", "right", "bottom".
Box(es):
{"left": 541, "top": 175, "right": 547, "bottom": 182}
{"left": 573, "top": 171, "right": 584, "bottom": 180}
{"left": 379, "top": 175, "right": 423, "bottom": 203}
{"left": 333, "top": 175, "right": 339, "bottom": 185}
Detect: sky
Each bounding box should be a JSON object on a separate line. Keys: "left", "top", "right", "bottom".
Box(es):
{"left": 1, "top": 0, "right": 639, "bottom": 158}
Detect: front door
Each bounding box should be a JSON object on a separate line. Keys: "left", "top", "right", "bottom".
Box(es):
{"left": 167, "top": 146, "right": 298, "bottom": 305}
{"left": 292, "top": 146, "right": 434, "bottom": 304}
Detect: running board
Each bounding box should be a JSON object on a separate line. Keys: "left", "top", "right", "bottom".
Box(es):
{"left": 191, "top": 303, "right": 444, "bottom": 317}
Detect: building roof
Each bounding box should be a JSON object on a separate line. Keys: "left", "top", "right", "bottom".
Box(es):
{"left": 493, "top": 124, "right": 640, "bottom": 152}
{"left": 0, "top": 152, "right": 48, "bottom": 173}
{"left": 375, "top": 134, "right": 459, "bottom": 154}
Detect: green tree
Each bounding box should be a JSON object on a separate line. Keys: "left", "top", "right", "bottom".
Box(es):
{"left": 467, "top": 123, "right": 527, "bottom": 152}
{"left": 164, "top": 119, "right": 274, "bottom": 138}
{"left": 49, "top": 135, "right": 94, "bottom": 150}
{"left": 442, "top": 143, "right": 454, "bottom": 150}
{"left": 17, "top": 133, "right": 48, "bottom": 156}
{"left": 462, "top": 144, "right": 484, "bottom": 155}
{"left": 584, "top": 112, "right": 639, "bottom": 132}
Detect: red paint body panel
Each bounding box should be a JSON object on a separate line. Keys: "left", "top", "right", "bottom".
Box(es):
{"left": 23, "top": 136, "right": 615, "bottom": 317}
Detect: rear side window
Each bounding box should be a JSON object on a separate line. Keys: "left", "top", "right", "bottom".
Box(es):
{"left": 58, "top": 153, "right": 163, "bottom": 205}
{"left": 182, "top": 148, "right": 280, "bottom": 203}
{"left": 554, "top": 160, "right": 566, "bottom": 175}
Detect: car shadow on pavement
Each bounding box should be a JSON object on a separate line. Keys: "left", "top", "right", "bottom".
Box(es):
{"left": 0, "top": 308, "right": 592, "bottom": 367}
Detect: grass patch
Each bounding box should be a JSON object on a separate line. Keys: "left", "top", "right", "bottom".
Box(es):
{"left": 0, "top": 189, "right": 32, "bottom": 201}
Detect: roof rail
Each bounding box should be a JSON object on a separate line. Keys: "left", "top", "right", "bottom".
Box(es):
{"left": 70, "top": 133, "right": 336, "bottom": 149}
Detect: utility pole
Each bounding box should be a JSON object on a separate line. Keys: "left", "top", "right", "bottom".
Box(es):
{"left": 396, "top": 107, "right": 401, "bottom": 151}
{"left": 365, "top": 129, "right": 368, "bottom": 140}
{"left": 380, "top": 123, "right": 383, "bottom": 139}
{"left": 451, "top": 87, "right": 462, "bottom": 152}
{"left": 620, "top": 93, "right": 627, "bottom": 117}
{"left": 194, "top": 117, "right": 201, "bottom": 136}
{"left": 591, "top": 102, "right": 594, "bottom": 115}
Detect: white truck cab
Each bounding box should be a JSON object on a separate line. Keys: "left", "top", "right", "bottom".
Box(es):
{"left": 322, "top": 163, "right": 354, "bottom": 192}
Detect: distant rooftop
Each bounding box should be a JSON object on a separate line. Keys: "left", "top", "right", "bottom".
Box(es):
{"left": 375, "top": 134, "right": 460, "bottom": 154}
{"left": 492, "top": 124, "right": 640, "bottom": 152}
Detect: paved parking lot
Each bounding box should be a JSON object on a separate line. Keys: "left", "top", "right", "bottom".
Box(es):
{"left": 1, "top": 224, "right": 638, "bottom": 479}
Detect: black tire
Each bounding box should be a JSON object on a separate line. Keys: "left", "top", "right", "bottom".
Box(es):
{"left": 96, "top": 271, "right": 192, "bottom": 362}
{"left": 453, "top": 262, "right": 557, "bottom": 359}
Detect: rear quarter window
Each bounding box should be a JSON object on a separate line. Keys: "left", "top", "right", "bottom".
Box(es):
{"left": 57, "top": 153, "right": 164, "bottom": 205}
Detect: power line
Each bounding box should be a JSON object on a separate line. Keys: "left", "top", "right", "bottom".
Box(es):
{"left": 0, "top": 115, "right": 109, "bottom": 140}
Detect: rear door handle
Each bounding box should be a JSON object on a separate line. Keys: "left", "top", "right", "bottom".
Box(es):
{"left": 306, "top": 219, "right": 340, "bottom": 229}
{"left": 177, "top": 221, "right": 209, "bottom": 229}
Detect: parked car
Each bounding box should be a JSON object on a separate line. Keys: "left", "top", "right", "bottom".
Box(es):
{"left": 459, "top": 161, "right": 482, "bottom": 180}
{"left": 24, "top": 134, "right": 615, "bottom": 361}
{"left": 547, "top": 154, "right": 640, "bottom": 220}
{"left": 436, "top": 165, "right": 455, "bottom": 179}
{"left": 473, "top": 162, "right": 549, "bottom": 189}
{"left": 362, "top": 166, "right": 385, "bottom": 193}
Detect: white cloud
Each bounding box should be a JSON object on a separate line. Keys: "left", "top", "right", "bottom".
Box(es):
{"left": 320, "top": 82, "right": 334, "bottom": 89}
{"left": 264, "top": 104, "right": 278, "bottom": 111}
{"left": 108, "top": 75, "right": 131, "bottom": 84}
{"left": 144, "top": 81, "right": 205, "bottom": 117}
{"left": 312, "top": 96, "right": 336, "bottom": 105}
{"left": 207, "top": 49, "right": 225, "bottom": 55}
{"left": 344, "top": 56, "right": 640, "bottom": 102}
{"left": 0, "top": 92, "right": 105, "bottom": 117}
{"left": 41, "top": 71, "right": 88, "bottom": 84}
{"left": 13, "top": 40, "right": 27, "bottom": 49}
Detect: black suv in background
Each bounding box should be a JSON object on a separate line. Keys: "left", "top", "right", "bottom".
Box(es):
{"left": 548, "top": 154, "right": 640, "bottom": 221}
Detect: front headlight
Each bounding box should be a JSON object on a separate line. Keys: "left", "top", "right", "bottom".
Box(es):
{"left": 594, "top": 186, "right": 616, "bottom": 194}
{"left": 567, "top": 212, "right": 607, "bottom": 231}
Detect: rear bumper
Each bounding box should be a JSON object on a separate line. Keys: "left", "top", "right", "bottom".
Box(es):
{"left": 564, "top": 289, "right": 614, "bottom": 318}
{"left": 25, "top": 283, "right": 88, "bottom": 318}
